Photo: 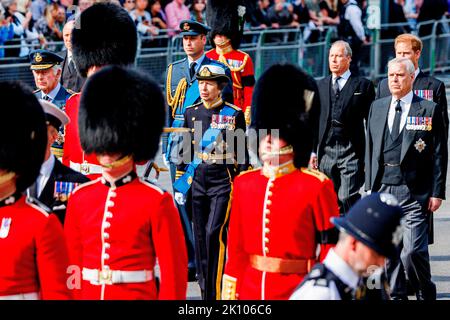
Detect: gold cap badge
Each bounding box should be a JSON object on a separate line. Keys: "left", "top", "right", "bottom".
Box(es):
{"left": 183, "top": 23, "right": 190, "bottom": 31}
{"left": 35, "top": 53, "right": 42, "bottom": 63}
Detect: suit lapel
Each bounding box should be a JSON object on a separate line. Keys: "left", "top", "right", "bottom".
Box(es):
{"left": 183, "top": 58, "right": 191, "bottom": 83}
{"left": 413, "top": 71, "right": 430, "bottom": 90}
{"left": 373, "top": 97, "right": 391, "bottom": 161}
{"left": 339, "top": 74, "right": 359, "bottom": 111}
{"left": 38, "top": 158, "right": 60, "bottom": 207}
{"left": 401, "top": 95, "right": 425, "bottom": 162}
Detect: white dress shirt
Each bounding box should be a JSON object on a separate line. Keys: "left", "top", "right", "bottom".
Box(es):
{"left": 36, "top": 155, "right": 56, "bottom": 197}
{"left": 41, "top": 82, "right": 61, "bottom": 102}
{"left": 290, "top": 249, "right": 360, "bottom": 300}
{"left": 388, "top": 91, "right": 413, "bottom": 133}
{"left": 333, "top": 69, "right": 351, "bottom": 91}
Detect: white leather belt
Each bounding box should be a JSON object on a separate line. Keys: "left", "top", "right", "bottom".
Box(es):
{"left": 70, "top": 161, "right": 103, "bottom": 175}
{"left": 0, "top": 292, "right": 39, "bottom": 300}
{"left": 82, "top": 268, "right": 153, "bottom": 285}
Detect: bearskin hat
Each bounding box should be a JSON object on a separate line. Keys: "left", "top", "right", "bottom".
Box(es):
{"left": 250, "top": 64, "right": 320, "bottom": 168}
{"left": 0, "top": 82, "right": 47, "bottom": 192}
{"left": 79, "top": 66, "right": 165, "bottom": 163}
{"left": 206, "top": 0, "right": 247, "bottom": 49}
{"left": 71, "top": 3, "right": 137, "bottom": 78}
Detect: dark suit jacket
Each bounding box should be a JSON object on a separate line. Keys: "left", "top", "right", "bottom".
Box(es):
{"left": 38, "top": 158, "right": 89, "bottom": 225}
{"left": 59, "top": 50, "right": 86, "bottom": 93}
{"left": 365, "top": 95, "right": 447, "bottom": 206}
{"left": 316, "top": 73, "right": 375, "bottom": 163}
{"left": 375, "top": 71, "right": 449, "bottom": 136}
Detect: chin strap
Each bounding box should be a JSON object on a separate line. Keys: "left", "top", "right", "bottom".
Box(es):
{"left": 99, "top": 155, "right": 133, "bottom": 169}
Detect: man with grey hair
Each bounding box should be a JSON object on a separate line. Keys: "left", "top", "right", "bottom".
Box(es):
{"left": 29, "top": 49, "right": 73, "bottom": 159}
{"left": 312, "top": 40, "right": 375, "bottom": 215}
{"left": 365, "top": 57, "right": 447, "bottom": 300}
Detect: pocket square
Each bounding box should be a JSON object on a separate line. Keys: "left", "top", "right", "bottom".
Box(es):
{"left": 354, "top": 92, "right": 362, "bottom": 95}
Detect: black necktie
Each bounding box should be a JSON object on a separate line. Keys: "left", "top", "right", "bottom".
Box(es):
{"left": 391, "top": 100, "right": 402, "bottom": 139}
{"left": 190, "top": 62, "right": 197, "bottom": 79}
{"left": 68, "top": 58, "right": 75, "bottom": 74}
{"left": 333, "top": 76, "right": 341, "bottom": 96}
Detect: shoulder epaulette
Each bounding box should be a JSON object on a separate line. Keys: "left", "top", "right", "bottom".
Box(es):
{"left": 186, "top": 101, "right": 202, "bottom": 109}
{"left": 225, "top": 102, "right": 242, "bottom": 112}
{"left": 170, "top": 58, "right": 186, "bottom": 67}
{"left": 237, "top": 50, "right": 250, "bottom": 57}
{"left": 66, "top": 88, "right": 78, "bottom": 95}
{"left": 68, "top": 91, "right": 80, "bottom": 100}
{"left": 138, "top": 178, "right": 166, "bottom": 195}
{"left": 300, "top": 168, "right": 328, "bottom": 182}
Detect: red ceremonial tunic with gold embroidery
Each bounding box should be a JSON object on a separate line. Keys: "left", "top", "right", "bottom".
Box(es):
{"left": 206, "top": 49, "right": 254, "bottom": 121}
{"left": 222, "top": 164, "right": 340, "bottom": 300}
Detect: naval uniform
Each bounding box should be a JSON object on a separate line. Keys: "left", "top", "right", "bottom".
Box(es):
{"left": 175, "top": 98, "right": 249, "bottom": 300}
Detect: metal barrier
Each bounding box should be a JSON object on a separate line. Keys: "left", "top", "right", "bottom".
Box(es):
{"left": 1, "top": 19, "right": 449, "bottom": 90}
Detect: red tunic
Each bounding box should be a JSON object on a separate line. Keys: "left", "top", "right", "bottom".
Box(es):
{"left": 64, "top": 173, "right": 187, "bottom": 300}
{"left": 223, "top": 165, "right": 339, "bottom": 300}
{"left": 0, "top": 195, "right": 71, "bottom": 299}
{"left": 206, "top": 49, "right": 254, "bottom": 119}
{"left": 62, "top": 93, "right": 101, "bottom": 180}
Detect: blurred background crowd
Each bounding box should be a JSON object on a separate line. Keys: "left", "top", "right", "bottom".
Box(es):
{"left": 1, "top": 0, "right": 449, "bottom": 59}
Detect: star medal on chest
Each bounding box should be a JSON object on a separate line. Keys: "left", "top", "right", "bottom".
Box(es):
{"left": 211, "top": 114, "right": 236, "bottom": 130}
{"left": 414, "top": 138, "right": 427, "bottom": 153}
{"left": 0, "top": 217, "right": 12, "bottom": 239}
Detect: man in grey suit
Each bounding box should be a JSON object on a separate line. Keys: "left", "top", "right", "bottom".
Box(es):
{"left": 312, "top": 40, "right": 375, "bottom": 215}
{"left": 365, "top": 57, "right": 447, "bottom": 300}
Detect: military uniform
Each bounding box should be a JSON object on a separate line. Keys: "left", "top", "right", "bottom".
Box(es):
{"left": 0, "top": 194, "right": 71, "bottom": 299}
{"left": 206, "top": 48, "right": 255, "bottom": 122}
{"left": 64, "top": 173, "right": 187, "bottom": 299}
{"left": 163, "top": 20, "right": 233, "bottom": 280}
{"left": 63, "top": 93, "right": 103, "bottom": 179}
{"left": 0, "top": 81, "right": 71, "bottom": 300}
{"left": 64, "top": 65, "right": 187, "bottom": 300}
{"left": 173, "top": 64, "right": 249, "bottom": 300}
{"left": 29, "top": 49, "right": 73, "bottom": 159}
{"left": 206, "top": 0, "right": 256, "bottom": 124}
{"left": 223, "top": 164, "right": 339, "bottom": 300}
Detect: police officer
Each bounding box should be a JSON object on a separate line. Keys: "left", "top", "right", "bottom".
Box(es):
{"left": 290, "top": 193, "right": 403, "bottom": 300}
{"left": 337, "top": 0, "right": 368, "bottom": 75}
{"left": 30, "top": 49, "right": 74, "bottom": 159}
{"left": 27, "top": 100, "right": 89, "bottom": 225}
{"left": 173, "top": 64, "right": 249, "bottom": 300}
{"left": 163, "top": 19, "right": 232, "bottom": 281}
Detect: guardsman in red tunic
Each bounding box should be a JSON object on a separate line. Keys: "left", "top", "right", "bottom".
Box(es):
{"left": 205, "top": 0, "right": 255, "bottom": 125}
{"left": 0, "top": 82, "right": 71, "bottom": 300}
{"left": 62, "top": 3, "right": 138, "bottom": 179}
{"left": 64, "top": 66, "right": 187, "bottom": 300}
{"left": 222, "top": 64, "right": 340, "bottom": 300}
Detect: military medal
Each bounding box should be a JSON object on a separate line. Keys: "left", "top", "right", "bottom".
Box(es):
{"left": 406, "top": 117, "right": 432, "bottom": 131}
{"left": 414, "top": 138, "right": 426, "bottom": 153}
{"left": 0, "top": 217, "right": 12, "bottom": 239}
{"left": 54, "top": 181, "right": 79, "bottom": 201}
{"left": 414, "top": 89, "right": 433, "bottom": 101}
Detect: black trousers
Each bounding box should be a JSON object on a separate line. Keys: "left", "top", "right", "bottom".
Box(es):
{"left": 191, "top": 163, "right": 233, "bottom": 300}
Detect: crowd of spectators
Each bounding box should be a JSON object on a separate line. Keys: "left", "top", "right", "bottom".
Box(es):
{"left": 0, "top": 0, "right": 449, "bottom": 59}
